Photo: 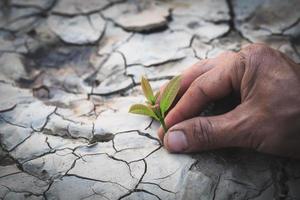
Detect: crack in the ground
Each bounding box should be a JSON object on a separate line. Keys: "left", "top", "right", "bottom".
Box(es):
{"left": 134, "top": 159, "right": 147, "bottom": 189}
{"left": 291, "top": 43, "right": 300, "bottom": 62}
{"left": 0, "top": 104, "right": 17, "bottom": 113}
{"left": 136, "top": 131, "right": 161, "bottom": 145}
{"left": 2, "top": 0, "right": 58, "bottom": 34}
{"left": 100, "top": 9, "right": 170, "bottom": 34}
{"left": 87, "top": 38, "right": 186, "bottom": 97}
{"left": 114, "top": 129, "right": 161, "bottom": 145}
{"left": 18, "top": 148, "right": 55, "bottom": 164}
{"left": 152, "top": 168, "right": 179, "bottom": 181}
{"left": 283, "top": 17, "right": 300, "bottom": 33}
{"left": 54, "top": 110, "right": 88, "bottom": 125}
{"left": 15, "top": 147, "right": 81, "bottom": 184}
{"left": 80, "top": 187, "right": 111, "bottom": 200}
{"left": 111, "top": 136, "right": 118, "bottom": 153}
{"left": 144, "top": 118, "right": 154, "bottom": 130}
{"left": 42, "top": 178, "right": 55, "bottom": 200}
{"left": 88, "top": 14, "right": 107, "bottom": 45}
{"left": 0, "top": 104, "right": 60, "bottom": 141}
{"left": 225, "top": 0, "right": 235, "bottom": 32}
{"left": 31, "top": 107, "right": 57, "bottom": 132}
{"left": 127, "top": 57, "right": 185, "bottom": 68}
{"left": 140, "top": 182, "right": 175, "bottom": 194}
{"left": 272, "top": 159, "right": 289, "bottom": 200}
{"left": 86, "top": 48, "right": 135, "bottom": 96}
{"left": 224, "top": 177, "right": 269, "bottom": 191}
{"left": 212, "top": 175, "right": 221, "bottom": 200}
{"left": 3, "top": 12, "right": 42, "bottom": 30}
{"left": 0, "top": 185, "right": 45, "bottom": 199}
{"left": 97, "top": 32, "right": 135, "bottom": 58}
{"left": 0, "top": 129, "right": 34, "bottom": 154}
{"left": 64, "top": 156, "right": 82, "bottom": 176}
{"left": 246, "top": 181, "right": 273, "bottom": 200}
{"left": 10, "top": 0, "right": 56, "bottom": 12}
{"left": 118, "top": 188, "right": 162, "bottom": 200}
{"left": 129, "top": 145, "right": 162, "bottom": 164}
{"left": 66, "top": 124, "right": 91, "bottom": 141}
{"left": 0, "top": 171, "right": 22, "bottom": 179}
{"left": 0, "top": 157, "right": 52, "bottom": 197}
{"left": 88, "top": 81, "right": 135, "bottom": 96}
{"left": 69, "top": 151, "right": 138, "bottom": 181}
{"left": 51, "top": 0, "right": 126, "bottom": 17}
{"left": 0, "top": 114, "right": 28, "bottom": 129}
{"left": 65, "top": 174, "right": 130, "bottom": 191}
{"left": 225, "top": 0, "right": 253, "bottom": 43}
{"left": 0, "top": 143, "right": 23, "bottom": 169}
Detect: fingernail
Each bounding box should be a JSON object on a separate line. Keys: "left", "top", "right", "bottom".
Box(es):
{"left": 166, "top": 131, "right": 188, "bottom": 152}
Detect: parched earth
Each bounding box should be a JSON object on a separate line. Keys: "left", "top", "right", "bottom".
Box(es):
{"left": 1, "top": 0, "right": 300, "bottom": 199}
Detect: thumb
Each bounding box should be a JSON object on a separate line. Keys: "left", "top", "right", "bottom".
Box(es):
{"left": 163, "top": 106, "right": 254, "bottom": 153}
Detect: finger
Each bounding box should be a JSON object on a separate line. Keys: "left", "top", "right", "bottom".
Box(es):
{"left": 163, "top": 105, "right": 254, "bottom": 153}
{"left": 157, "top": 59, "right": 213, "bottom": 102}
{"left": 157, "top": 60, "right": 214, "bottom": 141}
{"left": 177, "top": 59, "right": 214, "bottom": 97}
{"left": 163, "top": 51, "right": 244, "bottom": 131}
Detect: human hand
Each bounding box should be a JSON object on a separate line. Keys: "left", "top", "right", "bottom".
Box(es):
{"left": 157, "top": 44, "right": 300, "bottom": 159}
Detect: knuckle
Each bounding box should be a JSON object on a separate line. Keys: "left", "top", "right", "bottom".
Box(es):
{"left": 192, "top": 118, "right": 214, "bottom": 149}
{"left": 244, "top": 43, "right": 270, "bottom": 52}
{"left": 240, "top": 43, "right": 275, "bottom": 61}
{"left": 216, "top": 51, "right": 242, "bottom": 69}
{"left": 238, "top": 43, "right": 277, "bottom": 82}
{"left": 196, "top": 58, "right": 209, "bottom": 66}
{"left": 190, "top": 79, "right": 210, "bottom": 101}
{"left": 219, "top": 50, "right": 237, "bottom": 58}
{"left": 225, "top": 50, "right": 238, "bottom": 57}
{"left": 196, "top": 59, "right": 215, "bottom": 71}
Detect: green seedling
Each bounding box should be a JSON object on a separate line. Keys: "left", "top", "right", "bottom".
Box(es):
{"left": 129, "top": 75, "right": 181, "bottom": 134}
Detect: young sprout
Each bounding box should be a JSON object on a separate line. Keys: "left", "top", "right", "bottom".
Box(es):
{"left": 129, "top": 75, "right": 181, "bottom": 134}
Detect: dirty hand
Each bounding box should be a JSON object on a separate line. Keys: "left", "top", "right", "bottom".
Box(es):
{"left": 158, "top": 44, "right": 300, "bottom": 159}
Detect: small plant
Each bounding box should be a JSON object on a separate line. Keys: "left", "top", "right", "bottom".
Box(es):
{"left": 129, "top": 75, "right": 181, "bottom": 134}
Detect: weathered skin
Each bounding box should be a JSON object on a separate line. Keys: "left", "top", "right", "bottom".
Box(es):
{"left": 159, "top": 44, "right": 300, "bottom": 159}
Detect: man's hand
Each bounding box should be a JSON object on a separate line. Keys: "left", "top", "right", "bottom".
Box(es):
{"left": 158, "top": 43, "right": 300, "bottom": 159}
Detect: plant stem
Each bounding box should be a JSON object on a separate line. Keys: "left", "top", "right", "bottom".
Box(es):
{"left": 152, "top": 106, "right": 168, "bottom": 134}
{"left": 160, "top": 118, "right": 168, "bottom": 134}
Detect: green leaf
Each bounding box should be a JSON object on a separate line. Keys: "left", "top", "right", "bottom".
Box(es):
{"left": 141, "top": 76, "right": 155, "bottom": 104}
{"left": 154, "top": 91, "right": 160, "bottom": 103}
{"left": 160, "top": 75, "right": 181, "bottom": 117}
{"left": 129, "top": 104, "right": 159, "bottom": 121}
